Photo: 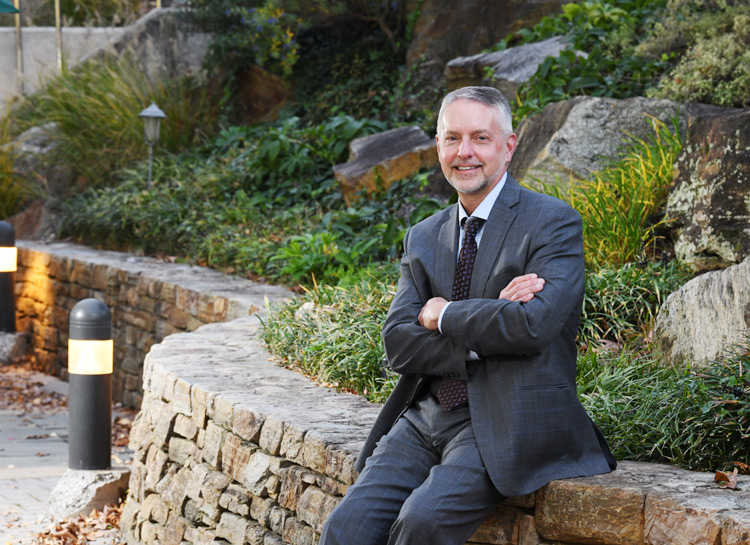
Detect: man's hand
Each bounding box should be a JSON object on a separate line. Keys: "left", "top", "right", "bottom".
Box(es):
{"left": 500, "top": 273, "right": 545, "bottom": 302}
{"left": 418, "top": 297, "right": 448, "bottom": 330}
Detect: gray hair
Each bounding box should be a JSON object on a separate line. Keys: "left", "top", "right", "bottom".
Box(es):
{"left": 437, "top": 86, "right": 514, "bottom": 136}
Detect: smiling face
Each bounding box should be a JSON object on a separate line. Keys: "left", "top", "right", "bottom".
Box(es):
{"left": 436, "top": 98, "right": 517, "bottom": 213}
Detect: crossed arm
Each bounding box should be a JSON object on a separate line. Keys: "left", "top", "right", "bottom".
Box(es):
{"left": 417, "top": 273, "right": 546, "bottom": 331}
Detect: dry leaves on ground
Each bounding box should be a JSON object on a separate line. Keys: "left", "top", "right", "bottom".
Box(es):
{"left": 34, "top": 503, "right": 125, "bottom": 545}
{"left": 0, "top": 363, "right": 67, "bottom": 414}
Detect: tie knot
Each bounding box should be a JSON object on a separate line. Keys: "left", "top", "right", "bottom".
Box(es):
{"left": 463, "top": 217, "right": 485, "bottom": 238}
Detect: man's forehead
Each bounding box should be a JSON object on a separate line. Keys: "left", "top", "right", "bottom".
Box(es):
{"left": 441, "top": 99, "right": 501, "bottom": 130}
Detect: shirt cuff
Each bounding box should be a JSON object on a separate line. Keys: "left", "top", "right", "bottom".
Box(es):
{"left": 437, "top": 301, "right": 451, "bottom": 333}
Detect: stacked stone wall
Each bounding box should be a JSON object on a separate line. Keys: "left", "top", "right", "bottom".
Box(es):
{"left": 122, "top": 316, "right": 750, "bottom": 545}
{"left": 13, "top": 241, "right": 290, "bottom": 407}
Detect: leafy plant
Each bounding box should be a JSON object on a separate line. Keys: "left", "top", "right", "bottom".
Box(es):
{"left": 580, "top": 260, "right": 689, "bottom": 345}
{"left": 262, "top": 271, "right": 398, "bottom": 403}
{"left": 0, "top": 113, "right": 25, "bottom": 218}
{"left": 10, "top": 54, "right": 222, "bottom": 196}
{"left": 579, "top": 344, "right": 750, "bottom": 471}
{"left": 535, "top": 115, "right": 682, "bottom": 268}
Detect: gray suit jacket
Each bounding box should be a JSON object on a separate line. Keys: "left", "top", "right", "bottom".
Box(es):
{"left": 356, "top": 175, "right": 616, "bottom": 497}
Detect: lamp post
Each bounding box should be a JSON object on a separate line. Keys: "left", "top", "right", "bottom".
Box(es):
{"left": 68, "top": 298, "right": 113, "bottom": 470}
{"left": 0, "top": 221, "right": 16, "bottom": 333}
{"left": 138, "top": 103, "right": 166, "bottom": 190}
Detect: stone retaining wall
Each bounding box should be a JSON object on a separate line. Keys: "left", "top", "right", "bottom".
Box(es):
{"left": 14, "top": 241, "right": 291, "bottom": 407}
{"left": 122, "top": 315, "right": 750, "bottom": 545}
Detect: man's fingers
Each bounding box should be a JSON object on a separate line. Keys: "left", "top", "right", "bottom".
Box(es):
{"left": 500, "top": 274, "right": 545, "bottom": 301}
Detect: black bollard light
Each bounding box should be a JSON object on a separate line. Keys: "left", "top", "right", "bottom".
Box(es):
{"left": 0, "top": 221, "right": 16, "bottom": 333}
{"left": 68, "top": 298, "right": 113, "bottom": 470}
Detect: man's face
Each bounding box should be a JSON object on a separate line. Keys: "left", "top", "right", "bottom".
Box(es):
{"left": 436, "top": 99, "right": 516, "bottom": 202}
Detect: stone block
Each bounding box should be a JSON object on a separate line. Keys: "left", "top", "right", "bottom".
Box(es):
{"left": 220, "top": 483, "right": 252, "bottom": 516}
{"left": 302, "top": 434, "right": 327, "bottom": 474}
{"left": 173, "top": 377, "right": 192, "bottom": 415}
{"left": 202, "top": 420, "right": 226, "bottom": 468}
{"left": 141, "top": 493, "right": 170, "bottom": 524}
{"left": 279, "top": 425, "right": 305, "bottom": 462}
{"left": 70, "top": 261, "right": 92, "bottom": 286}
{"left": 243, "top": 451, "right": 274, "bottom": 496}
{"left": 722, "top": 510, "right": 750, "bottom": 545}
{"left": 216, "top": 512, "right": 252, "bottom": 545}
{"left": 247, "top": 522, "right": 268, "bottom": 545}
{"left": 296, "top": 486, "right": 339, "bottom": 534}
{"left": 259, "top": 416, "right": 285, "bottom": 455}
{"left": 183, "top": 498, "right": 203, "bottom": 524}
{"left": 192, "top": 384, "right": 209, "bottom": 428}
{"left": 144, "top": 445, "right": 169, "bottom": 492}
{"left": 174, "top": 414, "right": 199, "bottom": 440}
{"left": 536, "top": 479, "right": 645, "bottom": 545}
{"left": 645, "top": 493, "right": 722, "bottom": 545}
{"left": 210, "top": 395, "right": 236, "bottom": 428}
{"left": 325, "top": 447, "right": 356, "bottom": 485}
{"left": 46, "top": 467, "right": 130, "bottom": 521}
{"left": 269, "top": 506, "right": 290, "bottom": 535}
{"left": 197, "top": 294, "right": 215, "bottom": 323}
{"left": 159, "top": 510, "right": 188, "bottom": 545}
{"left": 91, "top": 264, "right": 109, "bottom": 290}
{"left": 233, "top": 405, "right": 266, "bottom": 443}
{"left": 469, "top": 505, "right": 522, "bottom": 545}
{"left": 162, "top": 465, "right": 192, "bottom": 511}
{"left": 168, "top": 437, "right": 200, "bottom": 465}
{"left": 223, "top": 433, "right": 255, "bottom": 484}
{"left": 251, "top": 495, "right": 275, "bottom": 527}
{"left": 279, "top": 466, "right": 316, "bottom": 511}
{"left": 283, "top": 517, "right": 317, "bottom": 545}
{"left": 175, "top": 287, "right": 199, "bottom": 314}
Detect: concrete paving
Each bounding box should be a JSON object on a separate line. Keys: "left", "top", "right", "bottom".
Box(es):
{"left": 0, "top": 369, "right": 131, "bottom": 544}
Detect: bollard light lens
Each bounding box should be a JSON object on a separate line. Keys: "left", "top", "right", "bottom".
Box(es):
{"left": 0, "top": 247, "right": 16, "bottom": 272}
{"left": 68, "top": 339, "right": 113, "bottom": 375}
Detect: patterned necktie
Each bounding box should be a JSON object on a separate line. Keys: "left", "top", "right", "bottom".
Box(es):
{"left": 437, "top": 216, "right": 485, "bottom": 410}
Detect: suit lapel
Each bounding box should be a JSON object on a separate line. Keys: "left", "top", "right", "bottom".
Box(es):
{"left": 435, "top": 204, "right": 459, "bottom": 298}
{"left": 470, "top": 176, "right": 520, "bottom": 298}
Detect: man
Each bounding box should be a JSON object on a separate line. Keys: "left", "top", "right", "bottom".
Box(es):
{"left": 320, "top": 86, "right": 616, "bottom": 545}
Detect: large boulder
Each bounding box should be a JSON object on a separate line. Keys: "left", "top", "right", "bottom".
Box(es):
{"left": 510, "top": 97, "right": 720, "bottom": 189}
{"left": 653, "top": 256, "right": 750, "bottom": 367}
{"left": 666, "top": 107, "right": 750, "bottom": 270}
{"left": 403, "top": 0, "right": 570, "bottom": 111}
{"left": 333, "top": 126, "right": 438, "bottom": 203}
{"left": 444, "top": 36, "right": 572, "bottom": 102}
{"left": 90, "top": 7, "right": 209, "bottom": 81}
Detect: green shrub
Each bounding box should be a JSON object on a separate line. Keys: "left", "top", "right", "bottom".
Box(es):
{"left": 646, "top": 6, "right": 750, "bottom": 107}
{"left": 579, "top": 345, "right": 750, "bottom": 471}
{"left": 187, "top": 0, "right": 302, "bottom": 79}
{"left": 535, "top": 115, "right": 682, "bottom": 269}
{"left": 0, "top": 114, "right": 25, "bottom": 218}
{"left": 580, "top": 261, "right": 690, "bottom": 345}
{"left": 11, "top": 54, "right": 222, "bottom": 195}
{"left": 261, "top": 271, "right": 398, "bottom": 403}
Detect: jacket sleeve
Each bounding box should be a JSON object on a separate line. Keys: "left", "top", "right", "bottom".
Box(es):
{"left": 381, "top": 228, "right": 470, "bottom": 380}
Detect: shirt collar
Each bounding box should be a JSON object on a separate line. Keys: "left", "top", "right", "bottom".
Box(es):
{"left": 457, "top": 172, "right": 507, "bottom": 225}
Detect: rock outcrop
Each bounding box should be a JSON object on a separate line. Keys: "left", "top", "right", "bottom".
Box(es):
{"left": 510, "top": 97, "right": 721, "bottom": 189}
{"left": 333, "top": 126, "right": 438, "bottom": 203}
{"left": 666, "top": 107, "right": 750, "bottom": 270}
{"left": 445, "top": 36, "right": 572, "bottom": 101}
{"left": 654, "top": 256, "right": 750, "bottom": 367}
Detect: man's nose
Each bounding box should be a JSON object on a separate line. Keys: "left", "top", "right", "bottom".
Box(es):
{"left": 457, "top": 138, "right": 473, "bottom": 158}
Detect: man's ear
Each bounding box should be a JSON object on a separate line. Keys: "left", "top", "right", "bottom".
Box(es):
{"left": 505, "top": 133, "right": 518, "bottom": 162}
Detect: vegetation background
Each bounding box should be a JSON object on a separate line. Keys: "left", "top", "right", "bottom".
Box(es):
{"left": 0, "top": 0, "right": 747, "bottom": 474}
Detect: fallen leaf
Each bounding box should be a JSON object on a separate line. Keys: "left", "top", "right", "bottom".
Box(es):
{"left": 715, "top": 468, "right": 740, "bottom": 490}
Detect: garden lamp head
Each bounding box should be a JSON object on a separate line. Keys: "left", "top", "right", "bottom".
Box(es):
{"left": 139, "top": 103, "right": 166, "bottom": 146}
{"left": 0, "top": 221, "right": 16, "bottom": 273}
